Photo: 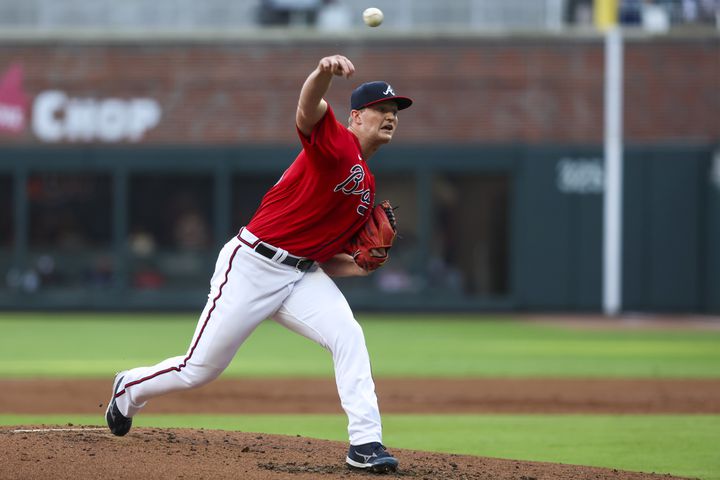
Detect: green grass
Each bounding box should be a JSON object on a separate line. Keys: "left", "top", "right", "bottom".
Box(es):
{"left": 2, "top": 312, "right": 719, "bottom": 479}
{"left": 1, "top": 312, "right": 719, "bottom": 378}
{"left": 2, "top": 414, "right": 718, "bottom": 480}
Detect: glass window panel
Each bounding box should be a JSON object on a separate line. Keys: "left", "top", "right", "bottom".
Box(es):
{"left": 28, "top": 173, "right": 112, "bottom": 249}
{"left": 430, "top": 173, "right": 510, "bottom": 297}
{"left": 128, "top": 174, "right": 215, "bottom": 290}
{"left": 0, "top": 175, "right": 12, "bottom": 293}
{"left": 129, "top": 174, "right": 214, "bottom": 250}
{"left": 25, "top": 173, "right": 114, "bottom": 291}
{"left": 231, "top": 173, "right": 278, "bottom": 227}
{"left": 0, "top": 175, "right": 12, "bottom": 248}
{"left": 371, "top": 173, "right": 420, "bottom": 291}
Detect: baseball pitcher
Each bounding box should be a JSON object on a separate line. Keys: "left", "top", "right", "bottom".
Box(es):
{"left": 105, "top": 54, "right": 412, "bottom": 473}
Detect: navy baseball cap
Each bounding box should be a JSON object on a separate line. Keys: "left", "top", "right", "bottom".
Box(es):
{"left": 351, "top": 81, "right": 413, "bottom": 111}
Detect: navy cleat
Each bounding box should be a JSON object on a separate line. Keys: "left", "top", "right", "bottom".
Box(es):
{"left": 346, "top": 442, "right": 398, "bottom": 473}
{"left": 105, "top": 372, "right": 132, "bottom": 436}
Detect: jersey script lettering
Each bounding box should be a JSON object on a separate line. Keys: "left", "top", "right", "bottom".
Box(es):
{"left": 334, "top": 164, "right": 372, "bottom": 215}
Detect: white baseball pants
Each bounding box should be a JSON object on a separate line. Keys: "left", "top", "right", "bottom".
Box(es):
{"left": 114, "top": 230, "right": 383, "bottom": 446}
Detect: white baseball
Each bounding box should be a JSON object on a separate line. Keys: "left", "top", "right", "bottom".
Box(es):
{"left": 363, "top": 7, "right": 384, "bottom": 27}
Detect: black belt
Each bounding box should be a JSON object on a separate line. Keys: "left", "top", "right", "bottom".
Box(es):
{"left": 254, "top": 243, "right": 315, "bottom": 272}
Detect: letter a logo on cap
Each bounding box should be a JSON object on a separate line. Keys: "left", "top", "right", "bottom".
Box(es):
{"left": 383, "top": 85, "right": 395, "bottom": 96}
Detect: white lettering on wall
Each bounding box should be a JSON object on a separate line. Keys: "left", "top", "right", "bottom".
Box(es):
{"left": 32, "top": 90, "right": 64, "bottom": 141}
{"left": 0, "top": 103, "right": 24, "bottom": 131}
{"left": 32, "top": 90, "right": 161, "bottom": 143}
{"left": 556, "top": 158, "right": 604, "bottom": 194}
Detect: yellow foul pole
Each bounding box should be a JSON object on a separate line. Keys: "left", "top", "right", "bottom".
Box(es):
{"left": 594, "top": 0, "right": 619, "bottom": 30}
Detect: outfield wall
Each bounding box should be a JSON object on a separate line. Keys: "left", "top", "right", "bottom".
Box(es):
{"left": 0, "top": 33, "right": 718, "bottom": 312}
{"left": 1, "top": 143, "right": 717, "bottom": 312}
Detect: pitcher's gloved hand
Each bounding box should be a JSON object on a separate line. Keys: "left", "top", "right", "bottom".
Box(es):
{"left": 344, "top": 200, "right": 397, "bottom": 272}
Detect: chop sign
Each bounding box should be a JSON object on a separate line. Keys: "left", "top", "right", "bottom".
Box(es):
{"left": 33, "top": 90, "right": 161, "bottom": 142}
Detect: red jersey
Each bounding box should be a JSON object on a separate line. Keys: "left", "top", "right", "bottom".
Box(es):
{"left": 246, "top": 104, "right": 375, "bottom": 262}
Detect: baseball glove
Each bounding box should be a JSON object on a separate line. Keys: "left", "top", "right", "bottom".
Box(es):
{"left": 345, "top": 200, "right": 397, "bottom": 272}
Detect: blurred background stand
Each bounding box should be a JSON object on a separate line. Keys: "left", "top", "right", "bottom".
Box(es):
{"left": 0, "top": 0, "right": 718, "bottom": 313}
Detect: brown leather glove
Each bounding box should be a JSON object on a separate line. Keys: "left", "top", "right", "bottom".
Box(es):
{"left": 344, "top": 200, "right": 397, "bottom": 272}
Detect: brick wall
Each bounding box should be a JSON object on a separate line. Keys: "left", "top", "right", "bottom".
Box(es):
{"left": 0, "top": 35, "right": 717, "bottom": 145}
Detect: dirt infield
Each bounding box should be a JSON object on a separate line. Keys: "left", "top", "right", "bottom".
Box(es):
{"left": 1, "top": 426, "right": 692, "bottom": 480}
{"left": 2, "top": 378, "right": 720, "bottom": 414}
{"left": 3, "top": 377, "right": 715, "bottom": 479}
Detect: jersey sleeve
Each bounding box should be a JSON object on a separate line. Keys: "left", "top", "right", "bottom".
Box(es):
{"left": 296, "top": 104, "right": 349, "bottom": 170}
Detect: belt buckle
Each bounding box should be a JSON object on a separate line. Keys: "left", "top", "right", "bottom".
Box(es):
{"left": 295, "top": 258, "right": 313, "bottom": 272}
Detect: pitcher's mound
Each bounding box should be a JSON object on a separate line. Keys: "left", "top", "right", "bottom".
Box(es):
{"left": 2, "top": 426, "right": 688, "bottom": 479}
